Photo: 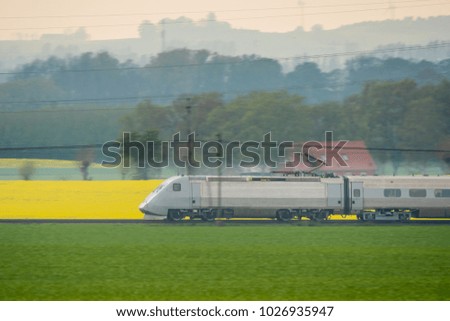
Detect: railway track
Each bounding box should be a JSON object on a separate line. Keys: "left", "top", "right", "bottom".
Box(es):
{"left": 0, "top": 219, "right": 449, "bottom": 225}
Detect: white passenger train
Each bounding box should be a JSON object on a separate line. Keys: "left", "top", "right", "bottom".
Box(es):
{"left": 139, "top": 175, "right": 450, "bottom": 221}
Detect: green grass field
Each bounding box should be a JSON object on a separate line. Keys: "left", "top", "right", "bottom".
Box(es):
{"left": 0, "top": 224, "right": 448, "bottom": 301}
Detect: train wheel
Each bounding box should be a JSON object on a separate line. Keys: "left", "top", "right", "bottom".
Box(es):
{"left": 276, "top": 209, "right": 292, "bottom": 222}
{"left": 221, "top": 208, "right": 234, "bottom": 219}
{"left": 316, "top": 210, "right": 329, "bottom": 220}
{"left": 167, "top": 209, "right": 183, "bottom": 221}
{"left": 201, "top": 210, "right": 216, "bottom": 222}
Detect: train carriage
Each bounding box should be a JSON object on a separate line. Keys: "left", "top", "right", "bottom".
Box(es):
{"left": 348, "top": 176, "right": 450, "bottom": 219}
{"left": 139, "top": 175, "right": 450, "bottom": 221}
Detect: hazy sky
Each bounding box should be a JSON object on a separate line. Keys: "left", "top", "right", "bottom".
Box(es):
{"left": 2, "top": 0, "right": 450, "bottom": 40}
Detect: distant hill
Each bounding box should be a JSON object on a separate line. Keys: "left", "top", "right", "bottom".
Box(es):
{"left": 0, "top": 15, "right": 449, "bottom": 76}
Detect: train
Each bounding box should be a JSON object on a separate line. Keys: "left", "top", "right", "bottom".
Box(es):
{"left": 138, "top": 175, "right": 450, "bottom": 221}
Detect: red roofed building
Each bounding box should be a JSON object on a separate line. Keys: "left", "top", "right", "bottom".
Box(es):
{"left": 281, "top": 140, "right": 377, "bottom": 176}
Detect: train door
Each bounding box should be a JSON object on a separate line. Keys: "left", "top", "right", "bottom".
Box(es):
{"left": 169, "top": 177, "right": 192, "bottom": 210}
{"left": 351, "top": 182, "right": 364, "bottom": 210}
{"left": 327, "top": 183, "right": 343, "bottom": 208}
{"left": 191, "top": 182, "right": 201, "bottom": 209}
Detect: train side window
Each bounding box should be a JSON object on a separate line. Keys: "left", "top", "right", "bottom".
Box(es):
{"left": 434, "top": 189, "right": 450, "bottom": 198}
{"left": 409, "top": 189, "right": 426, "bottom": 197}
{"left": 173, "top": 183, "right": 181, "bottom": 192}
{"left": 384, "top": 188, "right": 401, "bottom": 197}
{"left": 353, "top": 189, "right": 361, "bottom": 197}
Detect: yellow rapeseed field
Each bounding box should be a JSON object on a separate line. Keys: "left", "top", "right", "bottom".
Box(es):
{"left": 0, "top": 180, "right": 163, "bottom": 219}
{"left": 0, "top": 158, "right": 104, "bottom": 168}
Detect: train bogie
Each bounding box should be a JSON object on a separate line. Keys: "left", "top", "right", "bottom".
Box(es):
{"left": 357, "top": 210, "right": 412, "bottom": 221}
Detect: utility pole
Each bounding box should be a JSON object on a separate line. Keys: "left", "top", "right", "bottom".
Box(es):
{"left": 160, "top": 20, "right": 166, "bottom": 52}
{"left": 388, "top": 0, "right": 396, "bottom": 20}
{"left": 298, "top": 1, "right": 306, "bottom": 30}
{"left": 216, "top": 133, "right": 222, "bottom": 212}
{"left": 186, "top": 98, "right": 192, "bottom": 176}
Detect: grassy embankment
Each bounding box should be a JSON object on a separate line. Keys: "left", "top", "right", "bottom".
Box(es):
{"left": 0, "top": 224, "right": 448, "bottom": 300}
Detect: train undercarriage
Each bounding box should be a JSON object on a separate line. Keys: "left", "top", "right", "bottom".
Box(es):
{"left": 166, "top": 208, "right": 334, "bottom": 222}
{"left": 356, "top": 209, "right": 415, "bottom": 221}
{"left": 166, "top": 208, "right": 419, "bottom": 222}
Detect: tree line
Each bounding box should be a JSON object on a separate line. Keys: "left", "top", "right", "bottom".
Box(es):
{"left": 2, "top": 49, "right": 449, "bottom": 107}
{"left": 1, "top": 80, "right": 448, "bottom": 173}
{"left": 121, "top": 80, "right": 449, "bottom": 172}
{"left": 0, "top": 49, "right": 448, "bottom": 175}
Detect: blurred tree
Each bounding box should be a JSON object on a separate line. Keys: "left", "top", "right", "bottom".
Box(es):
{"left": 11, "top": 56, "right": 66, "bottom": 81}
{"left": 226, "top": 56, "right": 283, "bottom": 95}
{"left": 18, "top": 161, "right": 35, "bottom": 180}
{"left": 118, "top": 130, "right": 162, "bottom": 180}
{"left": 285, "top": 62, "right": 331, "bottom": 103}
{"left": 0, "top": 77, "right": 65, "bottom": 110}
{"left": 343, "top": 57, "right": 445, "bottom": 98}
{"left": 77, "top": 148, "right": 95, "bottom": 180}
{"left": 54, "top": 52, "right": 120, "bottom": 99}
{"left": 141, "top": 49, "right": 212, "bottom": 99}
{"left": 171, "top": 93, "right": 224, "bottom": 139}
{"left": 205, "top": 91, "right": 310, "bottom": 141}
{"left": 362, "top": 80, "right": 416, "bottom": 173}
{"left": 120, "top": 100, "right": 174, "bottom": 139}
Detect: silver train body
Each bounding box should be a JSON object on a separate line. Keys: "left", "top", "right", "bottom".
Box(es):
{"left": 139, "top": 175, "right": 450, "bottom": 221}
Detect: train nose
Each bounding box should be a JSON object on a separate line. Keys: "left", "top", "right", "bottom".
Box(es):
{"left": 139, "top": 202, "right": 150, "bottom": 214}
{"left": 139, "top": 201, "right": 159, "bottom": 216}
{"left": 139, "top": 202, "right": 165, "bottom": 220}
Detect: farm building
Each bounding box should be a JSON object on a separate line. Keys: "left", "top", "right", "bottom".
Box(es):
{"left": 281, "top": 140, "right": 377, "bottom": 176}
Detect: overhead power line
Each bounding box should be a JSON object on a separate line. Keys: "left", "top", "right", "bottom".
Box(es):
{"left": 0, "top": 1, "right": 431, "bottom": 20}
{"left": 0, "top": 143, "right": 449, "bottom": 154}
{"left": 1, "top": 41, "right": 448, "bottom": 76}
{"left": 0, "top": 71, "right": 448, "bottom": 111}
{"left": 0, "top": 65, "right": 448, "bottom": 111}
{"left": 0, "top": 1, "right": 447, "bottom": 31}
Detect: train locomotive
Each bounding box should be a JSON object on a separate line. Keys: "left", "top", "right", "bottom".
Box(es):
{"left": 139, "top": 175, "right": 450, "bottom": 221}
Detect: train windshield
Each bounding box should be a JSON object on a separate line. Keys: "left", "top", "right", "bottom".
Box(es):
{"left": 142, "top": 183, "right": 165, "bottom": 203}
{"left": 152, "top": 184, "right": 165, "bottom": 194}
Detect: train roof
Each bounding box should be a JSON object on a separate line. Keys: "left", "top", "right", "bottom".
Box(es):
{"left": 186, "top": 175, "right": 335, "bottom": 183}
{"left": 347, "top": 175, "right": 450, "bottom": 188}
{"left": 182, "top": 174, "right": 450, "bottom": 185}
